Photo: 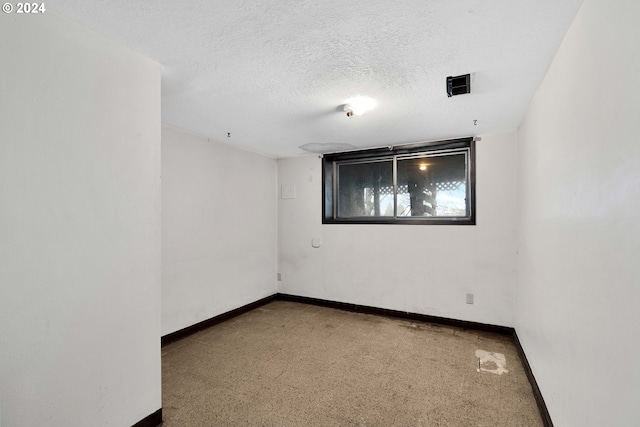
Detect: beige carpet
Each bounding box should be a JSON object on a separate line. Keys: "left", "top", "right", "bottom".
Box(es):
{"left": 161, "top": 300, "right": 542, "bottom": 426}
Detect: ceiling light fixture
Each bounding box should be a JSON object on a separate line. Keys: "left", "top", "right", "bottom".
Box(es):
{"left": 343, "top": 96, "right": 376, "bottom": 118}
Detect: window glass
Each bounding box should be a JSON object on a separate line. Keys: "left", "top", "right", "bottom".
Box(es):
{"left": 337, "top": 160, "right": 393, "bottom": 217}
{"left": 396, "top": 153, "right": 467, "bottom": 217}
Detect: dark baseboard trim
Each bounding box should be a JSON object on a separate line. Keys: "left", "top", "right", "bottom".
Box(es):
{"left": 132, "top": 408, "right": 162, "bottom": 427}
{"left": 161, "top": 294, "right": 277, "bottom": 346}
{"left": 161, "top": 292, "right": 512, "bottom": 345}
{"left": 513, "top": 332, "right": 554, "bottom": 427}
{"left": 276, "top": 293, "right": 515, "bottom": 336}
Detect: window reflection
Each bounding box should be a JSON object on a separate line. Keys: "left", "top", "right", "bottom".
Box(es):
{"left": 337, "top": 160, "right": 393, "bottom": 217}
{"left": 396, "top": 154, "right": 467, "bottom": 217}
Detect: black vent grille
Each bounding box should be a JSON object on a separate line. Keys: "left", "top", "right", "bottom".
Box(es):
{"left": 446, "top": 74, "right": 471, "bottom": 97}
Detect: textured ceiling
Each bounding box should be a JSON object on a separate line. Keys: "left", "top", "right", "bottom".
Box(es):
{"left": 50, "top": 1, "right": 583, "bottom": 158}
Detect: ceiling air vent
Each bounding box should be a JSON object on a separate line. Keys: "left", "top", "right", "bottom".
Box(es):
{"left": 446, "top": 74, "right": 471, "bottom": 97}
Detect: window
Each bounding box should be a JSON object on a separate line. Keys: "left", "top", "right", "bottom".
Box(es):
{"left": 322, "top": 137, "right": 475, "bottom": 225}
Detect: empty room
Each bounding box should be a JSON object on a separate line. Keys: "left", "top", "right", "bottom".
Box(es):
{"left": 1, "top": 0, "right": 639, "bottom": 426}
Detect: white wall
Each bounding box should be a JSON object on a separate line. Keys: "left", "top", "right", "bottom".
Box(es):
{"left": 162, "top": 126, "right": 277, "bottom": 336}
{"left": 278, "top": 132, "right": 517, "bottom": 327}
{"left": 0, "top": 13, "right": 161, "bottom": 427}
{"left": 515, "top": 0, "right": 640, "bottom": 425}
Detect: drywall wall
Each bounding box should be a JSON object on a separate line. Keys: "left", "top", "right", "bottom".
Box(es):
{"left": 515, "top": 0, "right": 640, "bottom": 425}
{"left": 161, "top": 126, "right": 277, "bottom": 336}
{"left": 0, "top": 13, "right": 161, "bottom": 427}
{"left": 278, "top": 132, "right": 517, "bottom": 326}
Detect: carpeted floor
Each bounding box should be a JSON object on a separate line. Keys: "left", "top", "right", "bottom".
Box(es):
{"left": 161, "top": 300, "right": 542, "bottom": 426}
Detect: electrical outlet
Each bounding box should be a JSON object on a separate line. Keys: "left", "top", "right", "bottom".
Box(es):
{"left": 466, "top": 293, "right": 474, "bottom": 304}
{"left": 277, "top": 273, "right": 282, "bottom": 281}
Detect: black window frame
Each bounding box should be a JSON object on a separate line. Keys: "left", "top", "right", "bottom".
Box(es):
{"left": 322, "top": 137, "right": 476, "bottom": 225}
